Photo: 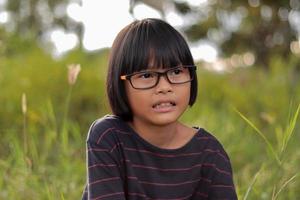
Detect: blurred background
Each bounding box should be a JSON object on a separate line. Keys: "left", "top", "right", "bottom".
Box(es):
{"left": 0, "top": 0, "right": 300, "bottom": 199}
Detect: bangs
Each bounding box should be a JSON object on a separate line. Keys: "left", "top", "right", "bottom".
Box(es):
{"left": 121, "top": 19, "right": 194, "bottom": 75}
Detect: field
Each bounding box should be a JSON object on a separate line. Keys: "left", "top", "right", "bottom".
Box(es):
{"left": 0, "top": 46, "right": 299, "bottom": 199}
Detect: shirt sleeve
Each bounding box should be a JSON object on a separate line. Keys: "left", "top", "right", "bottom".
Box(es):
{"left": 207, "top": 145, "right": 238, "bottom": 200}
{"left": 83, "top": 120, "right": 126, "bottom": 200}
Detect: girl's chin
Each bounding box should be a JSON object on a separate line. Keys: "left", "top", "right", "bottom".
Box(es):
{"left": 148, "top": 113, "right": 181, "bottom": 126}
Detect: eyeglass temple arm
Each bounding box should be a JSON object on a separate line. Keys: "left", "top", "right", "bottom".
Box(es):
{"left": 120, "top": 75, "right": 127, "bottom": 80}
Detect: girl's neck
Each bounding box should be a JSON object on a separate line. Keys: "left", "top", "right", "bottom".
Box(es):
{"left": 128, "top": 119, "right": 195, "bottom": 150}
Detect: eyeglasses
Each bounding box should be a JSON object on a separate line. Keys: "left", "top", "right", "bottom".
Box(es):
{"left": 120, "top": 65, "right": 196, "bottom": 89}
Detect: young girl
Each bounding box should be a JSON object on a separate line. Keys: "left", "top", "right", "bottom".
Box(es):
{"left": 82, "top": 18, "right": 237, "bottom": 200}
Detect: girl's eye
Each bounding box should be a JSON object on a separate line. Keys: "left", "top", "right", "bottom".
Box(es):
{"left": 138, "top": 72, "right": 155, "bottom": 79}
{"left": 170, "top": 68, "right": 183, "bottom": 75}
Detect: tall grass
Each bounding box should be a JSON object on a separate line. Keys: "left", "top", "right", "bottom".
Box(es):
{"left": 0, "top": 59, "right": 88, "bottom": 198}
{"left": 236, "top": 102, "right": 300, "bottom": 199}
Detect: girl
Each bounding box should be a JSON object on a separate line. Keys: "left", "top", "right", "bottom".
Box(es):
{"left": 82, "top": 18, "right": 237, "bottom": 200}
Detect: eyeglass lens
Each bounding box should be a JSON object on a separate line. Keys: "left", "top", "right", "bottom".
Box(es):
{"left": 130, "top": 66, "right": 193, "bottom": 89}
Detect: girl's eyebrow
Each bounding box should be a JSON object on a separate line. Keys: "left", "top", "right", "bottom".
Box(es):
{"left": 134, "top": 69, "right": 158, "bottom": 75}
{"left": 138, "top": 68, "right": 169, "bottom": 73}
{"left": 137, "top": 69, "right": 155, "bottom": 73}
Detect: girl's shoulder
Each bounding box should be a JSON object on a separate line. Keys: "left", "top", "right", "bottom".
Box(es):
{"left": 195, "top": 127, "right": 218, "bottom": 140}
{"left": 194, "top": 128, "right": 230, "bottom": 157}
{"left": 86, "top": 114, "right": 125, "bottom": 143}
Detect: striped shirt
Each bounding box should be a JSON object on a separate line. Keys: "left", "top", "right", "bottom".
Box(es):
{"left": 82, "top": 115, "right": 237, "bottom": 200}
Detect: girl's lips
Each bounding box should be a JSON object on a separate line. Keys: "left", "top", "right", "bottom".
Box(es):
{"left": 152, "top": 101, "right": 176, "bottom": 113}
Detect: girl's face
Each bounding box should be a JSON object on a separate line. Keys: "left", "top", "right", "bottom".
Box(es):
{"left": 124, "top": 67, "right": 191, "bottom": 127}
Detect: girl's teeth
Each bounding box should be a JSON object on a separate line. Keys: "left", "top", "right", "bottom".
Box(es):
{"left": 155, "top": 102, "right": 172, "bottom": 108}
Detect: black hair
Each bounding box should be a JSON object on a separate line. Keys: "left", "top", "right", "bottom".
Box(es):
{"left": 106, "top": 18, "right": 198, "bottom": 121}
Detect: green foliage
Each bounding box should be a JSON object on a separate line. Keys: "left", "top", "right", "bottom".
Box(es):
{"left": 235, "top": 103, "right": 299, "bottom": 199}
{"left": 0, "top": 42, "right": 109, "bottom": 198}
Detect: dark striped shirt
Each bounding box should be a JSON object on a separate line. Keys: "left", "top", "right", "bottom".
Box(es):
{"left": 82, "top": 115, "right": 237, "bottom": 200}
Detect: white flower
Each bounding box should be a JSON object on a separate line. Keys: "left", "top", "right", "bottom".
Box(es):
{"left": 22, "top": 93, "right": 27, "bottom": 115}
{"left": 68, "top": 64, "right": 81, "bottom": 85}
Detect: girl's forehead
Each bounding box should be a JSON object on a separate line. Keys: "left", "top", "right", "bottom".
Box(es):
{"left": 146, "top": 57, "right": 181, "bottom": 69}
{"left": 146, "top": 64, "right": 179, "bottom": 70}
{"left": 146, "top": 49, "right": 180, "bottom": 67}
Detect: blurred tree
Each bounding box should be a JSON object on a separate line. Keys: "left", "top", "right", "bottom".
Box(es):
{"left": 2, "top": 0, "right": 300, "bottom": 69}
{"left": 130, "top": 0, "right": 300, "bottom": 69}
{"left": 2, "top": 0, "right": 82, "bottom": 48}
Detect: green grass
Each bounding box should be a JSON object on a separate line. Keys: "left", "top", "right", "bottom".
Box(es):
{"left": 0, "top": 46, "right": 300, "bottom": 199}
{"left": 235, "top": 103, "right": 300, "bottom": 199}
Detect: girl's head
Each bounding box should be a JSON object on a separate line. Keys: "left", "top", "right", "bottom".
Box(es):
{"left": 107, "top": 18, "right": 198, "bottom": 121}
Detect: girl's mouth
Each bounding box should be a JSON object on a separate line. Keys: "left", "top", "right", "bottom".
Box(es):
{"left": 152, "top": 101, "right": 176, "bottom": 112}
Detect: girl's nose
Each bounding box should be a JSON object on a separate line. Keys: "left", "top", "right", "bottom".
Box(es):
{"left": 155, "top": 75, "right": 173, "bottom": 94}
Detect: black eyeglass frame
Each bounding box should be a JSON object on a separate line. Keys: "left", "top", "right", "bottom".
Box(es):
{"left": 120, "top": 65, "right": 197, "bottom": 90}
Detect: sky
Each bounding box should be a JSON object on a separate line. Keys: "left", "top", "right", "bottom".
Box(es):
{"left": 55, "top": 0, "right": 217, "bottom": 62}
